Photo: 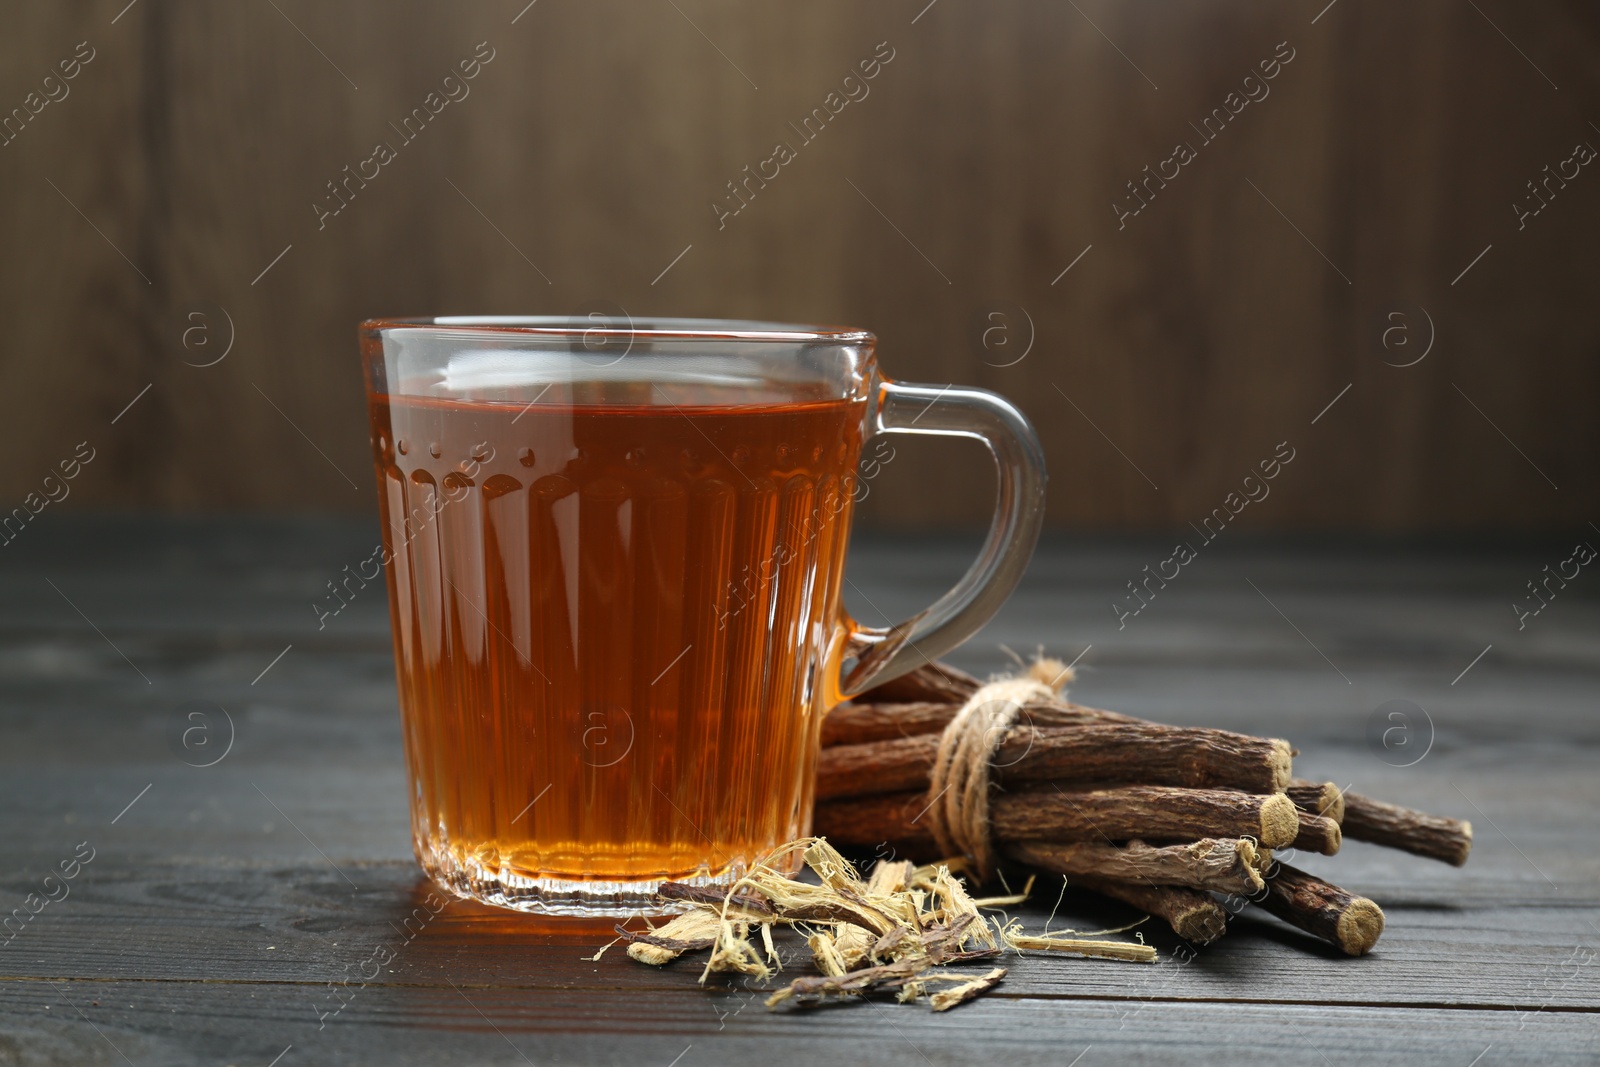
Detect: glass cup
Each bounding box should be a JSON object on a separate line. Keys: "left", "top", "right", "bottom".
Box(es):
{"left": 359, "top": 316, "right": 1045, "bottom": 915}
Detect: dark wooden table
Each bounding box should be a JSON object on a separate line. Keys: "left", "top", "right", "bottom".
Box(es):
{"left": 3, "top": 518, "right": 1597, "bottom": 1065}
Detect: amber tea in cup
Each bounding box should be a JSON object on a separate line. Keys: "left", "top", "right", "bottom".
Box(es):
{"left": 360, "top": 317, "right": 1044, "bottom": 915}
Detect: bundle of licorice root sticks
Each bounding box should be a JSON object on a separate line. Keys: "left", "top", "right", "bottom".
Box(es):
{"left": 812, "top": 658, "right": 1473, "bottom": 956}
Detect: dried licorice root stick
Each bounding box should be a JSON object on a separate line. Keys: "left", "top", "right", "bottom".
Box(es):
{"left": 1293, "top": 811, "right": 1342, "bottom": 855}
{"left": 1064, "top": 875, "right": 1229, "bottom": 945}
{"left": 822, "top": 701, "right": 995, "bottom": 747}
{"left": 1340, "top": 791, "right": 1473, "bottom": 866}
{"left": 1010, "top": 838, "right": 1269, "bottom": 896}
{"left": 857, "top": 661, "right": 983, "bottom": 705}
{"left": 1287, "top": 779, "right": 1346, "bottom": 823}
{"left": 814, "top": 787, "right": 1301, "bottom": 850}
{"left": 817, "top": 723, "right": 1294, "bottom": 800}
{"left": 820, "top": 698, "right": 1135, "bottom": 748}
{"left": 811, "top": 790, "right": 936, "bottom": 849}
{"left": 1254, "top": 862, "right": 1384, "bottom": 956}
{"left": 993, "top": 787, "right": 1301, "bottom": 849}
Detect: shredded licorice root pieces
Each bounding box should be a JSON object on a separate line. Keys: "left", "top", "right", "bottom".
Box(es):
{"left": 929, "top": 966, "right": 1009, "bottom": 1011}
{"left": 611, "top": 836, "right": 1154, "bottom": 1012}
{"left": 618, "top": 910, "right": 724, "bottom": 965}
{"left": 999, "top": 921, "right": 1157, "bottom": 963}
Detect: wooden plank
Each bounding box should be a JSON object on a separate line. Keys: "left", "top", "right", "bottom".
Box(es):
{"left": 3, "top": 527, "right": 1596, "bottom": 681}
{"left": 0, "top": 752, "right": 1592, "bottom": 903}
{"left": 1, "top": 526, "right": 1597, "bottom": 1060}
{"left": 2, "top": 861, "right": 1598, "bottom": 1012}
{"left": 5, "top": 525, "right": 1593, "bottom": 670}
{"left": 3, "top": 978, "right": 1596, "bottom": 1066}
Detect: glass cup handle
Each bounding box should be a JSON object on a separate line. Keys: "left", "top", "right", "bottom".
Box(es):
{"left": 836, "top": 379, "right": 1048, "bottom": 697}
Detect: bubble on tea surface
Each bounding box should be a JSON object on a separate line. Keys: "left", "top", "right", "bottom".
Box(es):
{"left": 429, "top": 442, "right": 442, "bottom": 459}
{"left": 396, "top": 439, "right": 409, "bottom": 455}
{"left": 518, "top": 447, "right": 536, "bottom": 467}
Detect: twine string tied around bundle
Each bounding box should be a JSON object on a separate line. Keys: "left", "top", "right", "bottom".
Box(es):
{"left": 924, "top": 658, "right": 1074, "bottom": 879}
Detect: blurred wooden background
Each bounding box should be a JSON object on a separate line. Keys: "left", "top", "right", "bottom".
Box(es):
{"left": 1, "top": 0, "right": 1596, "bottom": 530}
